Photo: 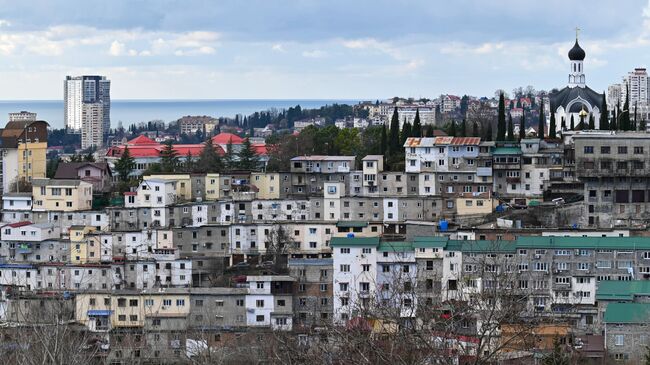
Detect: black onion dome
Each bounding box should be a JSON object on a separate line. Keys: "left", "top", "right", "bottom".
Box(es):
{"left": 568, "top": 40, "right": 585, "bottom": 61}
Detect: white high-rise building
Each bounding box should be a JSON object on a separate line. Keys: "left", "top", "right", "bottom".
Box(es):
{"left": 81, "top": 103, "right": 104, "bottom": 149}
{"left": 621, "top": 68, "right": 649, "bottom": 106}
{"left": 8, "top": 111, "right": 37, "bottom": 122}
{"left": 64, "top": 75, "right": 110, "bottom": 145}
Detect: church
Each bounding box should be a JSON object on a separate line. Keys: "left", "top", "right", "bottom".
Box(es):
{"left": 549, "top": 34, "right": 604, "bottom": 132}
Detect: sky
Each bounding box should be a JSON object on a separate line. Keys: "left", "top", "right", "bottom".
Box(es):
{"left": 0, "top": 0, "right": 650, "bottom": 100}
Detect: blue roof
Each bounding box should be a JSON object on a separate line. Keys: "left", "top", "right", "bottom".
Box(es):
{"left": 88, "top": 310, "right": 111, "bottom": 316}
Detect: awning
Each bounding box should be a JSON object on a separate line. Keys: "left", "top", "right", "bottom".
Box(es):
{"left": 88, "top": 310, "right": 111, "bottom": 316}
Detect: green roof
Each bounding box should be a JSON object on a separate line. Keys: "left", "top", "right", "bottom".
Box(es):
{"left": 330, "top": 237, "right": 379, "bottom": 247}
{"left": 515, "top": 236, "right": 650, "bottom": 250}
{"left": 596, "top": 280, "right": 650, "bottom": 301}
{"left": 378, "top": 241, "right": 413, "bottom": 252}
{"left": 446, "top": 240, "right": 517, "bottom": 253}
{"left": 336, "top": 221, "right": 368, "bottom": 228}
{"left": 493, "top": 147, "right": 522, "bottom": 155}
{"left": 413, "top": 236, "right": 449, "bottom": 248}
{"left": 604, "top": 303, "right": 650, "bottom": 324}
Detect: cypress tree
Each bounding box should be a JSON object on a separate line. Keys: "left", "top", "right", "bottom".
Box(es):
{"left": 570, "top": 115, "right": 575, "bottom": 130}
{"left": 412, "top": 109, "right": 422, "bottom": 137}
{"left": 159, "top": 140, "right": 179, "bottom": 172}
{"left": 621, "top": 85, "right": 630, "bottom": 130}
{"left": 506, "top": 114, "right": 514, "bottom": 141}
{"left": 634, "top": 101, "right": 638, "bottom": 131}
{"left": 237, "top": 138, "right": 260, "bottom": 171}
{"left": 497, "top": 93, "right": 506, "bottom": 141}
{"left": 485, "top": 123, "right": 493, "bottom": 141}
{"left": 519, "top": 114, "right": 526, "bottom": 140}
{"left": 460, "top": 119, "right": 467, "bottom": 137}
{"left": 537, "top": 100, "right": 545, "bottom": 139}
{"left": 388, "top": 107, "right": 400, "bottom": 157}
{"left": 115, "top": 146, "right": 135, "bottom": 182}
{"left": 549, "top": 112, "right": 557, "bottom": 139}
{"left": 611, "top": 105, "right": 618, "bottom": 130}
{"left": 424, "top": 125, "right": 434, "bottom": 137}
{"left": 472, "top": 122, "right": 479, "bottom": 137}
{"left": 380, "top": 125, "right": 387, "bottom": 156}
{"left": 401, "top": 121, "right": 412, "bottom": 145}
{"left": 599, "top": 93, "right": 609, "bottom": 130}
{"left": 561, "top": 117, "right": 566, "bottom": 130}
{"left": 588, "top": 114, "right": 595, "bottom": 130}
{"left": 449, "top": 120, "right": 456, "bottom": 137}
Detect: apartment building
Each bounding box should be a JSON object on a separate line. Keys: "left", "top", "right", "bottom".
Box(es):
{"left": 32, "top": 179, "right": 93, "bottom": 212}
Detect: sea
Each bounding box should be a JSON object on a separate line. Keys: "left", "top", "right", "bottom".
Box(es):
{"left": 0, "top": 99, "right": 361, "bottom": 130}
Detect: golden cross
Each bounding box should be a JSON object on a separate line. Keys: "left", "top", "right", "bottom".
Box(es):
{"left": 575, "top": 27, "right": 580, "bottom": 41}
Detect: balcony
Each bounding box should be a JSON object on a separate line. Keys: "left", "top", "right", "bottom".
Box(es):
{"left": 17, "top": 243, "right": 32, "bottom": 254}
{"left": 506, "top": 177, "right": 521, "bottom": 183}
{"left": 476, "top": 167, "right": 492, "bottom": 177}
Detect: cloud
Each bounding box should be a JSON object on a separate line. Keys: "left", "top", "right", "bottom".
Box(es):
{"left": 271, "top": 43, "right": 285, "bottom": 52}
{"left": 109, "top": 40, "right": 125, "bottom": 56}
{"left": 302, "top": 49, "right": 326, "bottom": 58}
{"left": 0, "top": 20, "right": 10, "bottom": 27}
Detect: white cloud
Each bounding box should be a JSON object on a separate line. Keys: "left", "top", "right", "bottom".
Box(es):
{"left": 0, "top": 20, "right": 10, "bottom": 27}
{"left": 109, "top": 40, "right": 126, "bottom": 56}
{"left": 271, "top": 43, "right": 285, "bottom": 52}
{"left": 302, "top": 49, "right": 326, "bottom": 58}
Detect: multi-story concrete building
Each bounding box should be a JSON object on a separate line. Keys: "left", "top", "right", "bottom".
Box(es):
{"left": 64, "top": 75, "right": 110, "bottom": 137}
{"left": 32, "top": 179, "right": 93, "bottom": 212}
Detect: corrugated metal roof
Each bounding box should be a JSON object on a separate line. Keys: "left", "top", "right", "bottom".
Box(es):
{"left": 493, "top": 147, "right": 522, "bottom": 155}
{"left": 330, "top": 237, "right": 379, "bottom": 247}
{"left": 604, "top": 303, "right": 650, "bottom": 323}
{"left": 336, "top": 221, "right": 368, "bottom": 228}
{"left": 378, "top": 241, "right": 413, "bottom": 252}
{"left": 596, "top": 280, "right": 650, "bottom": 301}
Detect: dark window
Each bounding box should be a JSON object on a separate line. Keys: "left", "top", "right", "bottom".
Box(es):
{"left": 615, "top": 190, "right": 629, "bottom": 203}
{"left": 583, "top": 146, "right": 594, "bottom": 154}
{"left": 632, "top": 190, "right": 645, "bottom": 203}
{"left": 618, "top": 146, "right": 628, "bottom": 154}
{"left": 600, "top": 146, "right": 610, "bottom": 154}
{"left": 634, "top": 146, "right": 644, "bottom": 154}
{"left": 616, "top": 161, "right": 627, "bottom": 170}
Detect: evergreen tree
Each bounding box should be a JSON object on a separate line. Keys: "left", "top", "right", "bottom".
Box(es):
{"left": 506, "top": 114, "right": 514, "bottom": 141}
{"left": 561, "top": 117, "right": 566, "bottom": 131}
{"left": 537, "top": 100, "right": 545, "bottom": 139}
{"left": 114, "top": 146, "right": 135, "bottom": 182}
{"left": 641, "top": 119, "right": 647, "bottom": 132}
{"left": 412, "top": 109, "right": 422, "bottom": 137}
{"left": 611, "top": 104, "right": 618, "bottom": 130}
{"left": 198, "top": 138, "right": 223, "bottom": 173}
{"left": 460, "top": 119, "right": 467, "bottom": 137}
{"left": 519, "top": 114, "right": 527, "bottom": 140}
{"left": 577, "top": 113, "right": 584, "bottom": 130}
{"left": 380, "top": 125, "right": 387, "bottom": 156}
{"left": 634, "top": 100, "right": 639, "bottom": 131}
{"left": 448, "top": 120, "right": 456, "bottom": 137}
{"left": 401, "top": 121, "right": 412, "bottom": 145}
{"left": 549, "top": 112, "right": 557, "bottom": 139}
{"left": 599, "top": 93, "right": 609, "bottom": 130}
{"left": 472, "top": 122, "right": 479, "bottom": 137}
{"left": 184, "top": 151, "right": 195, "bottom": 172}
{"left": 570, "top": 115, "right": 575, "bottom": 130}
{"left": 237, "top": 138, "right": 260, "bottom": 171}
{"left": 223, "top": 138, "right": 235, "bottom": 170}
{"left": 485, "top": 123, "right": 493, "bottom": 141}
{"left": 424, "top": 125, "right": 434, "bottom": 137}
{"left": 159, "top": 140, "right": 179, "bottom": 172}
{"left": 388, "top": 107, "right": 400, "bottom": 157}
{"left": 497, "top": 93, "right": 506, "bottom": 141}
{"left": 588, "top": 114, "right": 595, "bottom": 130}
{"left": 621, "top": 84, "right": 630, "bottom": 130}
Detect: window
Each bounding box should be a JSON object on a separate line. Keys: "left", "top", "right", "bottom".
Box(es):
{"left": 618, "top": 146, "right": 628, "bottom": 154}
{"left": 256, "top": 300, "right": 264, "bottom": 308}
{"left": 635, "top": 146, "right": 644, "bottom": 154}
{"left": 600, "top": 146, "right": 610, "bottom": 154}
{"left": 615, "top": 334, "right": 624, "bottom": 346}
{"left": 340, "top": 264, "right": 350, "bottom": 272}
{"left": 583, "top": 146, "right": 594, "bottom": 154}
{"left": 340, "top": 248, "right": 350, "bottom": 254}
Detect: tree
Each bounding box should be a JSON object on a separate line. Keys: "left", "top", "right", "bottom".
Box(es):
{"left": 401, "top": 121, "right": 412, "bottom": 145}
{"left": 485, "top": 123, "right": 493, "bottom": 141}
{"left": 588, "top": 114, "right": 595, "bottom": 130}
{"left": 459, "top": 119, "right": 467, "bottom": 137}
{"left": 380, "top": 125, "right": 387, "bottom": 156}
{"left": 538, "top": 100, "right": 545, "bottom": 139}
{"left": 114, "top": 146, "right": 135, "bottom": 182}
{"left": 561, "top": 117, "right": 566, "bottom": 131}
{"left": 600, "top": 93, "right": 609, "bottom": 130}
{"left": 541, "top": 339, "right": 570, "bottom": 365}
{"left": 237, "top": 138, "right": 260, "bottom": 171}
{"left": 159, "top": 140, "right": 179, "bottom": 172}
{"left": 547, "top": 112, "right": 556, "bottom": 139}
{"left": 424, "top": 125, "right": 434, "bottom": 137}
{"left": 472, "top": 122, "right": 479, "bottom": 137}
{"left": 412, "top": 109, "right": 422, "bottom": 137}
{"left": 497, "top": 93, "right": 506, "bottom": 141}
{"left": 335, "top": 128, "right": 362, "bottom": 157}
{"left": 506, "top": 114, "right": 514, "bottom": 141}
{"left": 611, "top": 104, "right": 618, "bottom": 130}
{"left": 197, "top": 138, "right": 223, "bottom": 173}
{"left": 621, "top": 84, "right": 630, "bottom": 130}
{"left": 388, "top": 107, "right": 401, "bottom": 158}
{"left": 263, "top": 225, "right": 297, "bottom": 273}
{"left": 183, "top": 151, "right": 195, "bottom": 172}
{"left": 223, "top": 138, "right": 235, "bottom": 170}
{"left": 634, "top": 100, "right": 639, "bottom": 131}
{"left": 448, "top": 120, "right": 456, "bottom": 137}
{"left": 641, "top": 119, "right": 647, "bottom": 132}
{"left": 46, "top": 157, "right": 61, "bottom": 179}
{"left": 570, "top": 115, "right": 575, "bottom": 130}
{"left": 644, "top": 345, "right": 650, "bottom": 365}
{"left": 519, "top": 114, "right": 527, "bottom": 140}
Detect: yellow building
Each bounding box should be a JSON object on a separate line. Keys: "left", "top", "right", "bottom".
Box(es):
{"left": 31, "top": 179, "right": 93, "bottom": 212}
{"left": 1, "top": 120, "right": 49, "bottom": 192}
{"left": 251, "top": 172, "right": 280, "bottom": 199}
{"left": 205, "top": 173, "right": 221, "bottom": 200}
{"left": 455, "top": 196, "right": 495, "bottom": 216}
{"left": 75, "top": 291, "right": 191, "bottom": 331}
{"left": 143, "top": 174, "right": 191, "bottom": 201}
{"left": 69, "top": 225, "right": 97, "bottom": 264}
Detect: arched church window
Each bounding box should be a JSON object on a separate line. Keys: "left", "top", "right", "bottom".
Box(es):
{"left": 578, "top": 64, "right": 581, "bottom": 72}
{"left": 573, "top": 64, "right": 576, "bottom": 72}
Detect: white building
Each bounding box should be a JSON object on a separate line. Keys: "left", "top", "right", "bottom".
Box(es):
{"left": 245, "top": 275, "right": 294, "bottom": 330}
{"left": 64, "top": 75, "right": 110, "bottom": 137}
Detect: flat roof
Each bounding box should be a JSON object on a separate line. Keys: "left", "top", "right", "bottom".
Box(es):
{"left": 604, "top": 303, "right": 650, "bottom": 324}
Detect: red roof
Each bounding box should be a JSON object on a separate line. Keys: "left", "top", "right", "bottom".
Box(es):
{"left": 252, "top": 143, "right": 268, "bottom": 155}
{"left": 7, "top": 221, "right": 32, "bottom": 228}
{"left": 212, "top": 132, "right": 244, "bottom": 145}
{"left": 127, "top": 135, "right": 158, "bottom": 145}
{"left": 107, "top": 143, "right": 224, "bottom": 159}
